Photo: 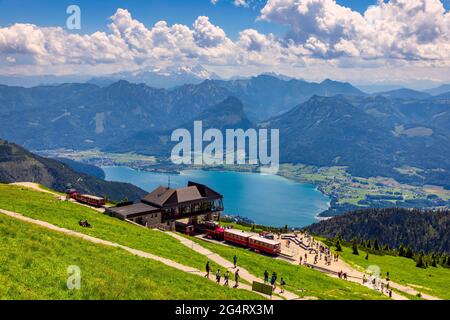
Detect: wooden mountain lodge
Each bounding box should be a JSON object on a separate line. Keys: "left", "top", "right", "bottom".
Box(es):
{"left": 106, "top": 181, "right": 224, "bottom": 230}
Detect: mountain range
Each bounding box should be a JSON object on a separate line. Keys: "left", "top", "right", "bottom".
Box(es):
{"left": 0, "top": 65, "right": 220, "bottom": 89}
{"left": 87, "top": 64, "right": 222, "bottom": 89}
{"left": 0, "top": 139, "right": 146, "bottom": 201}
{"left": 262, "top": 94, "right": 450, "bottom": 187}
{"left": 0, "top": 75, "right": 450, "bottom": 188}
{"left": 0, "top": 74, "right": 369, "bottom": 151}
{"left": 106, "top": 96, "right": 254, "bottom": 156}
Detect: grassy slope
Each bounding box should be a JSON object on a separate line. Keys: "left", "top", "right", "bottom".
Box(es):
{"left": 0, "top": 214, "right": 261, "bottom": 300}
{"left": 0, "top": 184, "right": 220, "bottom": 272}
{"left": 336, "top": 245, "right": 450, "bottom": 300}
{"left": 186, "top": 236, "right": 388, "bottom": 300}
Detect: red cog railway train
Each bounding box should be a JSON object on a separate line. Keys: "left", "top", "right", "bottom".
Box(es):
{"left": 206, "top": 223, "right": 281, "bottom": 255}
{"left": 67, "top": 189, "right": 106, "bottom": 207}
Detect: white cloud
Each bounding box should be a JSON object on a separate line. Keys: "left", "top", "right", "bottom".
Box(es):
{"left": 0, "top": 2, "right": 449, "bottom": 83}
{"left": 259, "top": 0, "right": 450, "bottom": 62}
{"left": 193, "top": 16, "right": 228, "bottom": 47}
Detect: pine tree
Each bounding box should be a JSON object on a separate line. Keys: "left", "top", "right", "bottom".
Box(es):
{"left": 365, "top": 252, "right": 369, "bottom": 260}
{"left": 383, "top": 244, "right": 390, "bottom": 251}
{"left": 405, "top": 247, "right": 414, "bottom": 259}
{"left": 431, "top": 257, "right": 437, "bottom": 267}
{"left": 335, "top": 240, "right": 342, "bottom": 252}
{"left": 416, "top": 254, "right": 426, "bottom": 268}
{"left": 398, "top": 245, "right": 405, "bottom": 257}
{"left": 352, "top": 240, "right": 359, "bottom": 255}
{"left": 373, "top": 239, "right": 380, "bottom": 251}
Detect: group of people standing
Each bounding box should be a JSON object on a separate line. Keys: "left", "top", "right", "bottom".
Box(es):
{"left": 263, "top": 270, "right": 286, "bottom": 293}
{"left": 204, "top": 255, "right": 240, "bottom": 288}
{"left": 338, "top": 270, "right": 348, "bottom": 280}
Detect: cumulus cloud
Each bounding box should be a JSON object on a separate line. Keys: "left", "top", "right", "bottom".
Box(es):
{"left": 259, "top": 0, "right": 450, "bottom": 62}
{"left": 0, "top": 1, "right": 449, "bottom": 82}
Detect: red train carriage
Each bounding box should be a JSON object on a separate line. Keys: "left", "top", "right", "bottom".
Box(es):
{"left": 224, "top": 229, "right": 252, "bottom": 247}
{"left": 74, "top": 193, "right": 106, "bottom": 207}
{"left": 248, "top": 235, "right": 281, "bottom": 255}
{"left": 67, "top": 189, "right": 106, "bottom": 207}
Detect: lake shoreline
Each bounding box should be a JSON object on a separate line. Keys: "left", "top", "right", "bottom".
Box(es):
{"left": 102, "top": 165, "right": 330, "bottom": 228}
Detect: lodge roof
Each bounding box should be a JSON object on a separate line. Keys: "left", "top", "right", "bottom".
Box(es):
{"left": 107, "top": 202, "right": 159, "bottom": 219}
{"left": 142, "top": 181, "right": 222, "bottom": 208}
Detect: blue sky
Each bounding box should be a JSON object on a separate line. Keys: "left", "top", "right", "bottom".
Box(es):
{"left": 0, "top": 0, "right": 381, "bottom": 38}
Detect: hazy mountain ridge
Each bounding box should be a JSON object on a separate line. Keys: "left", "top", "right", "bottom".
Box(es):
{"left": 0, "top": 75, "right": 367, "bottom": 150}
{"left": 212, "top": 76, "right": 366, "bottom": 121}
{"left": 0, "top": 139, "right": 146, "bottom": 201}
{"left": 0, "top": 65, "right": 221, "bottom": 89}
{"left": 106, "top": 96, "right": 254, "bottom": 156}
{"left": 263, "top": 95, "right": 450, "bottom": 187}
{"left": 373, "top": 88, "right": 432, "bottom": 100}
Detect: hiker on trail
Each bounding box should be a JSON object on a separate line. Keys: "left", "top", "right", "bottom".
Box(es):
{"left": 381, "top": 282, "right": 385, "bottom": 293}
{"left": 389, "top": 290, "right": 392, "bottom": 298}
{"left": 304, "top": 253, "right": 308, "bottom": 262}
{"left": 224, "top": 271, "right": 229, "bottom": 286}
{"left": 386, "top": 271, "right": 390, "bottom": 281}
{"left": 205, "top": 261, "right": 210, "bottom": 278}
{"left": 272, "top": 272, "right": 278, "bottom": 290}
{"left": 343, "top": 272, "right": 347, "bottom": 280}
{"left": 264, "top": 270, "right": 269, "bottom": 284}
{"left": 299, "top": 256, "right": 303, "bottom": 265}
{"left": 363, "top": 274, "right": 367, "bottom": 284}
{"left": 233, "top": 255, "right": 238, "bottom": 268}
{"left": 216, "top": 269, "right": 221, "bottom": 284}
{"left": 234, "top": 269, "right": 240, "bottom": 288}
{"left": 280, "top": 278, "right": 286, "bottom": 293}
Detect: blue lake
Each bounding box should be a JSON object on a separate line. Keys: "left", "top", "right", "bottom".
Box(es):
{"left": 103, "top": 166, "right": 330, "bottom": 228}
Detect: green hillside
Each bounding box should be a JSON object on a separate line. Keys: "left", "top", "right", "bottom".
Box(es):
{"left": 0, "top": 184, "right": 216, "bottom": 272}
{"left": 335, "top": 244, "right": 450, "bottom": 300}
{"left": 185, "top": 236, "right": 388, "bottom": 300}
{"left": 0, "top": 214, "right": 261, "bottom": 300}
{"left": 3, "top": 183, "right": 449, "bottom": 300}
